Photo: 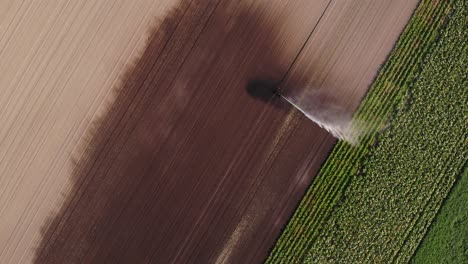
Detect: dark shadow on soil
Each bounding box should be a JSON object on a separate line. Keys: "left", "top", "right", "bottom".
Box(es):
{"left": 246, "top": 79, "right": 281, "bottom": 102}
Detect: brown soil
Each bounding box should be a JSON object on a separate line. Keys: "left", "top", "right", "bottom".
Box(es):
{"left": 33, "top": 2, "right": 332, "bottom": 263}
{"left": 0, "top": 0, "right": 418, "bottom": 263}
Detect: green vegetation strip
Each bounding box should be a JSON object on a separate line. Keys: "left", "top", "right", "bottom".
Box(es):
{"left": 267, "top": 0, "right": 466, "bottom": 263}
{"left": 411, "top": 168, "right": 467, "bottom": 264}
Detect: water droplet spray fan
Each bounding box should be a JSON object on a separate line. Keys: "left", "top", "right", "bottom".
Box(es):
{"left": 275, "top": 87, "right": 363, "bottom": 146}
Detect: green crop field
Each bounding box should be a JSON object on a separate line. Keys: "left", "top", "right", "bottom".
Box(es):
{"left": 267, "top": 0, "right": 466, "bottom": 263}
{"left": 411, "top": 168, "right": 467, "bottom": 264}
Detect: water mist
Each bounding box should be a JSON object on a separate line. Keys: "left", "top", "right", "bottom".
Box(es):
{"left": 279, "top": 88, "right": 364, "bottom": 145}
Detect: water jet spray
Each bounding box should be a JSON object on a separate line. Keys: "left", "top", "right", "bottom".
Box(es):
{"left": 275, "top": 86, "right": 363, "bottom": 146}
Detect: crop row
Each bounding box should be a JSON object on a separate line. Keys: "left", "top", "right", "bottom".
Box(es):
{"left": 266, "top": 0, "right": 460, "bottom": 263}
{"left": 306, "top": 3, "right": 466, "bottom": 260}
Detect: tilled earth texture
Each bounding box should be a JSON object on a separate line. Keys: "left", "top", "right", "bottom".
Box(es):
{"left": 0, "top": 0, "right": 418, "bottom": 263}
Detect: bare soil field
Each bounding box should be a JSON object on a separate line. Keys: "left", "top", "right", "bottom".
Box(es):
{"left": 0, "top": 0, "right": 417, "bottom": 263}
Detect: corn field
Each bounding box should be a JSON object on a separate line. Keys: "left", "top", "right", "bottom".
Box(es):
{"left": 267, "top": 0, "right": 466, "bottom": 263}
